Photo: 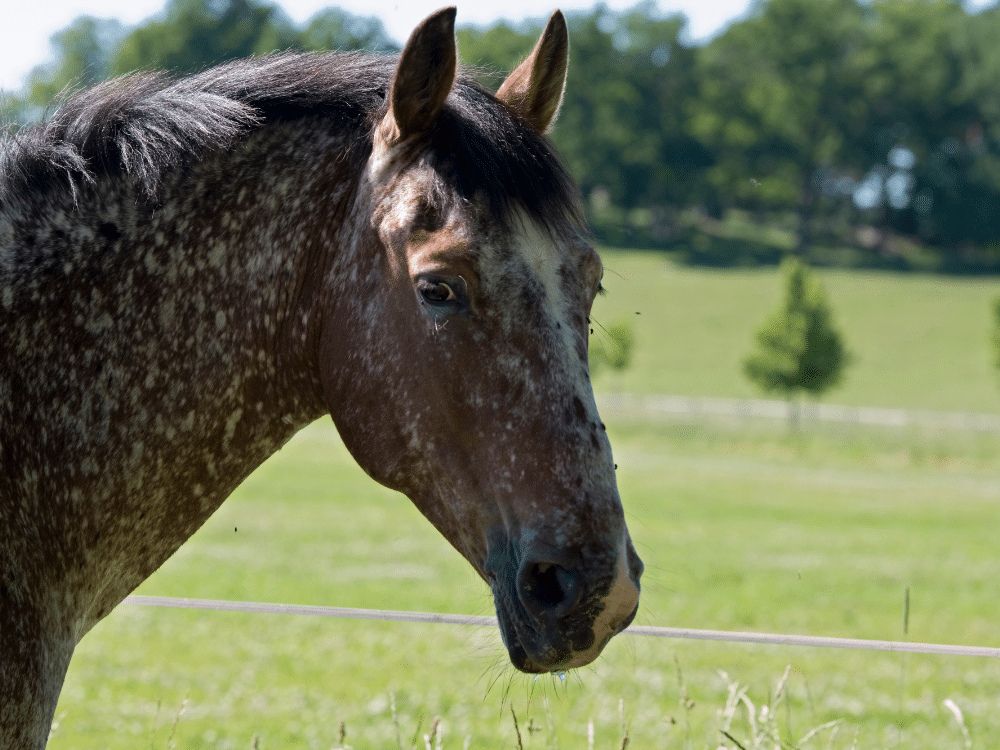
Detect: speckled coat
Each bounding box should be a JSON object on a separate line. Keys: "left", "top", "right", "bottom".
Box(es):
{"left": 0, "top": 9, "right": 642, "bottom": 747}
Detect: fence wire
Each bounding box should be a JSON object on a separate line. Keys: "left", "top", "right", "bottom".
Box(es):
{"left": 124, "top": 595, "right": 1000, "bottom": 659}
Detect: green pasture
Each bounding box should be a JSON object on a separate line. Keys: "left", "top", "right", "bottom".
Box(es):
{"left": 590, "top": 250, "right": 1000, "bottom": 414}
{"left": 50, "top": 412, "right": 1000, "bottom": 749}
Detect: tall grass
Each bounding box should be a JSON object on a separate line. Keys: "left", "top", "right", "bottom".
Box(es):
{"left": 119, "top": 659, "right": 979, "bottom": 749}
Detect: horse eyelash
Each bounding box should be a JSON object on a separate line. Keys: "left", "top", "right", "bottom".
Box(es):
{"left": 597, "top": 283, "right": 607, "bottom": 296}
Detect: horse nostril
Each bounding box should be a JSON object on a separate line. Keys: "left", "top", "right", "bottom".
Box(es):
{"left": 517, "top": 560, "right": 582, "bottom": 618}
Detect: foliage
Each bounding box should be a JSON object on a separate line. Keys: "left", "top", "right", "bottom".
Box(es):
{"left": 299, "top": 7, "right": 398, "bottom": 54}
{"left": 692, "top": 0, "right": 870, "bottom": 248}
{"left": 456, "top": 0, "right": 1000, "bottom": 266}
{"left": 13, "top": 0, "right": 1000, "bottom": 268}
{"left": 456, "top": 22, "right": 537, "bottom": 88}
{"left": 557, "top": 5, "right": 707, "bottom": 214}
{"left": 743, "top": 257, "right": 850, "bottom": 401}
{"left": 113, "top": 0, "right": 299, "bottom": 76}
{"left": 11, "top": 0, "right": 395, "bottom": 103}
{"left": 0, "top": 90, "right": 33, "bottom": 127}
{"left": 853, "top": 0, "right": 1000, "bottom": 257}
{"left": 25, "top": 15, "right": 125, "bottom": 105}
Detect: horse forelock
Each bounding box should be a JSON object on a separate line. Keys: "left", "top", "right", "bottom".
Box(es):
{"left": 425, "top": 87, "right": 586, "bottom": 236}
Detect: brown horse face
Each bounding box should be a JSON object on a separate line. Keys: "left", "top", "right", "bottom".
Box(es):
{"left": 319, "top": 8, "right": 641, "bottom": 673}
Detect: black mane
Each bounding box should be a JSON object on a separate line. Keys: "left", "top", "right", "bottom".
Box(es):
{"left": 0, "top": 52, "right": 584, "bottom": 232}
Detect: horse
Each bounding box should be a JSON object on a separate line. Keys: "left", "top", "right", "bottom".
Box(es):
{"left": 0, "top": 8, "right": 643, "bottom": 747}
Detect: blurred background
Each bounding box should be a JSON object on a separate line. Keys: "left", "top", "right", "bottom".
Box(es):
{"left": 16, "top": 1, "right": 1000, "bottom": 748}
{"left": 6, "top": 0, "right": 1000, "bottom": 272}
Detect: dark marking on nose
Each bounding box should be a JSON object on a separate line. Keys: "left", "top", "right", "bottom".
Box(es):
{"left": 98, "top": 223, "right": 121, "bottom": 242}
{"left": 517, "top": 559, "right": 581, "bottom": 620}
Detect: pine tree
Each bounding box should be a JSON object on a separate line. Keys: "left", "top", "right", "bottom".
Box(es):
{"left": 744, "top": 257, "right": 850, "bottom": 425}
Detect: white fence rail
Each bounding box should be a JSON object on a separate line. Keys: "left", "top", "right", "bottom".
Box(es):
{"left": 124, "top": 595, "right": 1000, "bottom": 659}
{"left": 596, "top": 393, "right": 1000, "bottom": 432}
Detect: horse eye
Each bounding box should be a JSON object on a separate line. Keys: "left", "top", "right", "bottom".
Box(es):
{"left": 419, "top": 280, "right": 457, "bottom": 305}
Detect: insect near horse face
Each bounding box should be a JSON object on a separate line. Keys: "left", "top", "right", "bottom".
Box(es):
{"left": 0, "top": 7, "right": 642, "bottom": 747}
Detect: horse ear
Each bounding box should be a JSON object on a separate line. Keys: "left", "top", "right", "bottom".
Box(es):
{"left": 382, "top": 7, "right": 458, "bottom": 144}
{"left": 495, "top": 10, "right": 569, "bottom": 133}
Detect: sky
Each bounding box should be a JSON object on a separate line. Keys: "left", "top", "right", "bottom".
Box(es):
{"left": 1, "top": 0, "right": 756, "bottom": 92}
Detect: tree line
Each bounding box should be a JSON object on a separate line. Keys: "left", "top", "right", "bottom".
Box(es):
{"left": 5, "top": 0, "right": 1000, "bottom": 271}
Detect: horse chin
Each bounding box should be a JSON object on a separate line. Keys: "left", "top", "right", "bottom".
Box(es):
{"left": 493, "top": 588, "right": 640, "bottom": 675}
{"left": 494, "top": 600, "right": 567, "bottom": 674}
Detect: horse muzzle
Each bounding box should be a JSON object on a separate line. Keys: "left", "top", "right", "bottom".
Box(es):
{"left": 487, "top": 536, "right": 643, "bottom": 673}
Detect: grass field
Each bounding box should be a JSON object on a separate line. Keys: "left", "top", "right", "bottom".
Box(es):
{"left": 46, "top": 261, "right": 1000, "bottom": 749}
{"left": 589, "top": 250, "right": 1000, "bottom": 414}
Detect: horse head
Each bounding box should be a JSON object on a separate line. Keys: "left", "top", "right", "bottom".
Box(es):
{"left": 319, "top": 7, "right": 643, "bottom": 673}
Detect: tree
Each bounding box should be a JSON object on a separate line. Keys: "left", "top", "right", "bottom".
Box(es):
{"left": 113, "top": 0, "right": 300, "bottom": 76}
{"left": 14, "top": 0, "right": 397, "bottom": 123}
{"left": 557, "top": 4, "right": 709, "bottom": 237}
{"left": 744, "top": 257, "right": 850, "bottom": 424}
{"left": 853, "top": 0, "right": 1000, "bottom": 261}
{"left": 26, "top": 16, "right": 125, "bottom": 104}
{"left": 692, "top": 0, "right": 870, "bottom": 253}
{"left": 299, "top": 8, "right": 397, "bottom": 53}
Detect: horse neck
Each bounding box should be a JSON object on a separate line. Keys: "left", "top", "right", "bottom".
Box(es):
{"left": 0, "top": 120, "right": 365, "bottom": 572}
{"left": 131, "top": 123, "right": 363, "bottom": 423}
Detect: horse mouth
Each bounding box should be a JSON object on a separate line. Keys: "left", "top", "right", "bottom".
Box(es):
{"left": 491, "top": 582, "right": 640, "bottom": 674}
